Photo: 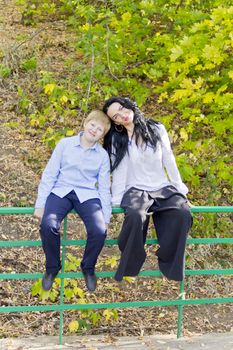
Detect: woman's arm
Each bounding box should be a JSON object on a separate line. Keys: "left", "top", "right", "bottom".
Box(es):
{"left": 159, "top": 124, "right": 189, "bottom": 196}
{"left": 111, "top": 153, "right": 128, "bottom": 206}
{"left": 97, "top": 152, "right": 112, "bottom": 224}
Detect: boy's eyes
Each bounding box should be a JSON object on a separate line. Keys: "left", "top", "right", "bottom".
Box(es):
{"left": 90, "top": 123, "right": 103, "bottom": 132}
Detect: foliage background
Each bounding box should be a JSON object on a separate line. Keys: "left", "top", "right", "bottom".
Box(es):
{"left": 4, "top": 0, "right": 231, "bottom": 208}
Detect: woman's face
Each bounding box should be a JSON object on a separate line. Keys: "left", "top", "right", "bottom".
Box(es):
{"left": 106, "top": 102, "right": 134, "bottom": 127}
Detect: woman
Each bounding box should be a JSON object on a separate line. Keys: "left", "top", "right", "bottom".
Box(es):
{"left": 103, "top": 96, "right": 192, "bottom": 282}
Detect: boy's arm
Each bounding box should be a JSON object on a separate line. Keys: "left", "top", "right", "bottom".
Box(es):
{"left": 159, "top": 124, "right": 188, "bottom": 196}
{"left": 34, "top": 208, "right": 44, "bottom": 220}
{"left": 97, "top": 152, "right": 112, "bottom": 225}
{"left": 34, "top": 139, "right": 65, "bottom": 211}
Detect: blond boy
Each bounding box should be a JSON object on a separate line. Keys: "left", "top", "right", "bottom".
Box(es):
{"left": 34, "top": 111, "right": 111, "bottom": 292}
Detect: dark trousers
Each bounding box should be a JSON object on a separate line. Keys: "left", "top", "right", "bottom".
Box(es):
{"left": 40, "top": 191, "right": 107, "bottom": 275}
{"left": 115, "top": 186, "right": 192, "bottom": 282}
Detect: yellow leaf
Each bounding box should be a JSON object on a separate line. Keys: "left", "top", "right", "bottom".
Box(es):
{"left": 180, "top": 78, "right": 193, "bottom": 90}
{"left": 171, "top": 89, "right": 191, "bottom": 102}
{"left": 105, "top": 256, "right": 118, "bottom": 268}
{"left": 44, "top": 84, "right": 56, "bottom": 95}
{"left": 202, "top": 45, "right": 224, "bottom": 65}
{"left": 60, "top": 95, "right": 68, "bottom": 104}
{"left": 180, "top": 128, "right": 188, "bottom": 141}
{"left": 77, "top": 298, "right": 86, "bottom": 304}
{"left": 204, "top": 62, "right": 215, "bottom": 70}
{"left": 158, "top": 92, "right": 168, "bottom": 103}
{"left": 103, "top": 309, "right": 112, "bottom": 321}
{"left": 74, "top": 287, "right": 85, "bottom": 298}
{"left": 66, "top": 129, "right": 75, "bottom": 136}
{"left": 228, "top": 71, "right": 233, "bottom": 79}
{"left": 217, "top": 84, "right": 228, "bottom": 94}
{"left": 187, "top": 56, "right": 199, "bottom": 65}
{"left": 194, "top": 77, "right": 204, "bottom": 90}
{"left": 121, "top": 12, "right": 131, "bottom": 22}
{"left": 195, "top": 64, "right": 203, "bottom": 71}
{"left": 81, "top": 23, "right": 90, "bottom": 31}
{"left": 123, "top": 276, "right": 135, "bottom": 283}
{"left": 170, "top": 45, "right": 183, "bottom": 61}
{"left": 76, "top": 49, "right": 84, "bottom": 59}
{"left": 203, "top": 92, "right": 215, "bottom": 104}
{"left": 69, "top": 320, "right": 79, "bottom": 332}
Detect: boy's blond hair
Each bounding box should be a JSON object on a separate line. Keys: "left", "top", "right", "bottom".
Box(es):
{"left": 84, "top": 110, "right": 111, "bottom": 135}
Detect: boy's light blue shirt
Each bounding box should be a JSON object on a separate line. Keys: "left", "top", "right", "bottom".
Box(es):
{"left": 35, "top": 133, "right": 111, "bottom": 223}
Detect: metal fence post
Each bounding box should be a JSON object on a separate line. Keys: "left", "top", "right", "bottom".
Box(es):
{"left": 59, "top": 216, "right": 68, "bottom": 345}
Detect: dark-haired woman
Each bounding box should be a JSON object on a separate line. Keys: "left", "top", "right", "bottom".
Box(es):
{"left": 103, "top": 96, "right": 192, "bottom": 282}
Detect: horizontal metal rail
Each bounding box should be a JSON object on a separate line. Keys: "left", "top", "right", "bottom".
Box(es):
{"left": 1, "top": 297, "right": 232, "bottom": 314}
{"left": 0, "top": 268, "right": 232, "bottom": 280}
{"left": 0, "top": 237, "right": 232, "bottom": 248}
{"left": 0, "top": 206, "right": 233, "bottom": 214}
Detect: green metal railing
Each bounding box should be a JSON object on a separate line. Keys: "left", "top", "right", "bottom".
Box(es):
{"left": 0, "top": 206, "right": 232, "bottom": 344}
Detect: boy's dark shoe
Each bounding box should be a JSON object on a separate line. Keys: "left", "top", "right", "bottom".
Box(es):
{"left": 42, "top": 272, "right": 58, "bottom": 291}
{"left": 82, "top": 271, "right": 97, "bottom": 292}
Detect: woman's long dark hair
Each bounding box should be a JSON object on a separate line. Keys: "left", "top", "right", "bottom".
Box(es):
{"left": 103, "top": 96, "right": 161, "bottom": 171}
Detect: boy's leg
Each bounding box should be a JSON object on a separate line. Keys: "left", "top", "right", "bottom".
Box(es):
{"left": 73, "top": 196, "right": 106, "bottom": 290}
{"left": 40, "top": 193, "right": 73, "bottom": 276}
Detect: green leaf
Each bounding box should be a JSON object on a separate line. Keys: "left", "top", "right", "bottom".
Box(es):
{"left": 0, "top": 64, "right": 11, "bottom": 78}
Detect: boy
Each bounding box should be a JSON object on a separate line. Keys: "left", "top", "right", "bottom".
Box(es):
{"left": 34, "top": 110, "right": 111, "bottom": 292}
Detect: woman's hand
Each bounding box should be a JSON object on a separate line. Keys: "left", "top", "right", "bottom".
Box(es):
{"left": 34, "top": 208, "right": 44, "bottom": 220}
{"left": 187, "top": 200, "right": 194, "bottom": 208}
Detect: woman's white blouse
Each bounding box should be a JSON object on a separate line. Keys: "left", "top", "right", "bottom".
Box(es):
{"left": 111, "top": 123, "right": 188, "bottom": 205}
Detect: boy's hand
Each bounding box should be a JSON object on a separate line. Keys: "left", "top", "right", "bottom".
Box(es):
{"left": 34, "top": 208, "right": 44, "bottom": 220}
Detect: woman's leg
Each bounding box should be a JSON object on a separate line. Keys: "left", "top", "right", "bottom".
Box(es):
{"left": 115, "top": 188, "right": 153, "bottom": 281}
{"left": 40, "top": 193, "right": 73, "bottom": 274}
{"left": 152, "top": 198, "right": 192, "bottom": 281}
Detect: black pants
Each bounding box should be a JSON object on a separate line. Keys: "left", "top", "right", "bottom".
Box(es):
{"left": 115, "top": 186, "right": 192, "bottom": 281}
{"left": 40, "top": 191, "right": 107, "bottom": 275}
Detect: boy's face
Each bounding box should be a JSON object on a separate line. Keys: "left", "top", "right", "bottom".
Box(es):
{"left": 83, "top": 119, "right": 105, "bottom": 143}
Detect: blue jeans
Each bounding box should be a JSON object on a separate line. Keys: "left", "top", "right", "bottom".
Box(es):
{"left": 40, "top": 191, "right": 107, "bottom": 274}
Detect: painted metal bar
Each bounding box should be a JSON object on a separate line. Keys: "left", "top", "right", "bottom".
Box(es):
{"left": 0, "top": 237, "right": 233, "bottom": 248}
{"left": 177, "top": 280, "right": 185, "bottom": 338}
{"left": 0, "top": 206, "right": 233, "bottom": 215}
{"left": 0, "top": 297, "right": 232, "bottom": 313}
{"left": 59, "top": 216, "right": 68, "bottom": 345}
{"left": 0, "top": 268, "right": 232, "bottom": 280}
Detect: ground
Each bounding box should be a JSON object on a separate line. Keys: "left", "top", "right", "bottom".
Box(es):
{"left": 1, "top": 332, "right": 233, "bottom": 350}
{"left": 0, "top": 0, "right": 232, "bottom": 342}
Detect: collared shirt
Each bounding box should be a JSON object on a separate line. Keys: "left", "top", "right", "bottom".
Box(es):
{"left": 111, "top": 123, "right": 188, "bottom": 205}
{"left": 35, "top": 133, "right": 111, "bottom": 223}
